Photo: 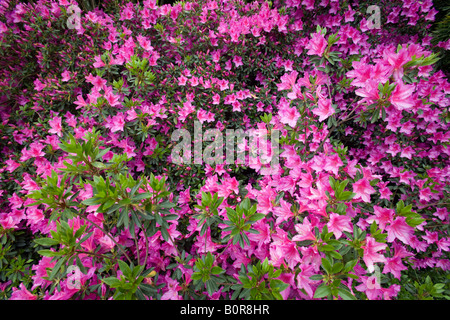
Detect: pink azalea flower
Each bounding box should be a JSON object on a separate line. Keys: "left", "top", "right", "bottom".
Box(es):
{"left": 382, "top": 243, "right": 412, "bottom": 279}
{"left": 323, "top": 153, "right": 343, "bottom": 175}
{"left": 382, "top": 284, "right": 401, "bottom": 300}
{"left": 104, "top": 90, "right": 121, "bottom": 107}
{"left": 48, "top": 116, "right": 63, "bottom": 137}
{"left": 0, "top": 216, "right": 18, "bottom": 230}
{"left": 292, "top": 217, "right": 317, "bottom": 242}
{"left": 327, "top": 213, "right": 352, "bottom": 239}
{"left": 10, "top": 283, "right": 37, "bottom": 300}
{"left": 5, "top": 159, "right": 21, "bottom": 172}
{"left": 247, "top": 220, "right": 271, "bottom": 249}
{"left": 273, "top": 199, "right": 294, "bottom": 225}
{"left": 93, "top": 55, "right": 105, "bottom": 68}
{"left": 296, "top": 264, "right": 319, "bottom": 298}
{"left": 305, "top": 32, "right": 328, "bottom": 57}
{"left": 366, "top": 206, "right": 394, "bottom": 231}
{"left": 312, "top": 97, "right": 334, "bottom": 122}
{"left": 361, "top": 236, "right": 387, "bottom": 273}
{"left": 106, "top": 113, "right": 125, "bottom": 133}
{"left": 278, "top": 105, "right": 300, "bottom": 128}
{"left": 389, "top": 81, "right": 415, "bottom": 111}
{"left": 383, "top": 47, "right": 410, "bottom": 81}
{"left": 277, "top": 71, "right": 298, "bottom": 91}
{"left": 386, "top": 216, "right": 415, "bottom": 245}
{"left": 355, "top": 275, "right": 383, "bottom": 300}
{"left": 9, "top": 193, "right": 24, "bottom": 210}
{"left": 61, "top": 70, "right": 71, "bottom": 82}
{"left": 197, "top": 109, "right": 209, "bottom": 124}
{"left": 352, "top": 178, "right": 376, "bottom": 203}
{"left": 232, "top": 55, "right": 243, "bottom": 67}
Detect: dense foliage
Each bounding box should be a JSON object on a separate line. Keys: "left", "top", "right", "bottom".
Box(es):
{"left": 0, "top": 0, "right": 449, "bottom": 300}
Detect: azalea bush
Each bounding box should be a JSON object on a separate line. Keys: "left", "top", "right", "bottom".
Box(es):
{"left": 0, "top": 0, "right": 449, "bottom": 300}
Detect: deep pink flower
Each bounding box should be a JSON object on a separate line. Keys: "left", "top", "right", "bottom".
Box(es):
{"left": 327, "top": 213, "right": 352, "bottom": 239}
{"left": 355, "top": 275, "right": 383, "bottom": 300}
{"left": 389, "top": 81, "right": 415, "bottom": 111}
{"left": 305, "top": 32, "right": 328, "bottom": 57}
{"left": 367, "top": 206, "right": 394, "bottom": 231}
{"left": 292, "top": 217, "right": 316, "bottom": 242}
{"left": 312, "top": 97, "right": 334, "bottom": 122}
{"left": 10, "top": 284, "right": 37, "bottom": 300}
{"left": 273, "top": 199, "right": 294, "bottom": 225}
{"left": 361, "top": 236, "right": 387, "bottom": 272}
{"left": 48, "top": 116, "right": 63, "bottom": 137}
{"left": 278, "top": 105, "right": 300, "bottom": 128}
{"left": 386, "top": 216, "right": 415, "bottom": 245}
{"left": 297, "top": 264, "right": 319, "bottom": 298}
{"left": 352, "top": 178, "right": 376, "bottom": 203}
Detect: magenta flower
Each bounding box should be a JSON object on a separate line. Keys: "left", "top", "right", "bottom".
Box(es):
{"left": 296, "top": 264, "right": 319, "bottom": 298}
{"left": 355, "top": 275, "right": 383, "bottom": 300}
{"left": 278, "top": 105, "right": 300, "bottom": 128}
{"left": 312, "top": 97, "right": 334, "bottom": 122}
{"left": 386, "top": 216, "right": 415, "bottom": 245}
{"left": 352, "top": 178, "right": 376, "bottom": 203}
{"left": 48, "top": 116, "right": 63, "bottom": 137}
{"left": 10, "top": 283, "right": 37, "bottom": 300}
{"left": 305, "top": 32, "right": 328, "bottom": 57}
{"left": 389, "top": 81, "right": 415, "bottom": 111}
{"left": 327, "top": 213, "right": 352, "bottom": 239}
{"left": 292, "top": 217, "right": 317, "bottom": 242}
{"left": 361, "top": 236, "right": 387, "bottom": 273}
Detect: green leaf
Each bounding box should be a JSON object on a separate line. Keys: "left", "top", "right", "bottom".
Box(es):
{"left": 82, "top": 197, "right": 103, "bottom": 206}
{"left": 313, "top": 284, "right": 331, "bottom": 299}
{"left": 205, "top": 252, "right": 214, "bottom": 267}
{"left": 328, "top": 251, "right": 343, "bottom": 260}
{"left": 338, "top": 287, "right": 357, "bottom": 300}
{"left": 133, "top": 192, "right": 152, "bottom": 201}
{"left": 332, "top": 262, "right": 343, "bottom": 274}
{"left": 118, "top": 260, "right": 132, "bottom": 278}
{"left": 38, "top": 250, "right": 63, "bottom": 257}
{"left": 344, "top": 259, "right": 358, "bottom": 273}
{"left": 248, "top": 213, "right": 265, "bottom": 221}
{"left": 34, "top": 238, "right": 60, "bottom": 246}
{"left": 309, "top": 274, "right": 324, "bottom": 281}
{"left": 48, "top": 258, "right": 65, "bottom": 280}
{"left": 211, "top": 266, "right": 224, "bottom": 275}
{"left": 103, "top": 277, "right": 122, "bottom": 288}
{"left": 191, "top": 272, "right": 202, "bottom": 281}
{"left": 321, "top": 258, "right": 332, "bottom": 274}
{"left": 159, "top": 201, "right": 176, "bottom": 209}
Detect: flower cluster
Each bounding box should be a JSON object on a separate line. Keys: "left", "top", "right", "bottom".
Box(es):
{"left": 0, "top": 0, "right": 449, "bottom": 300}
